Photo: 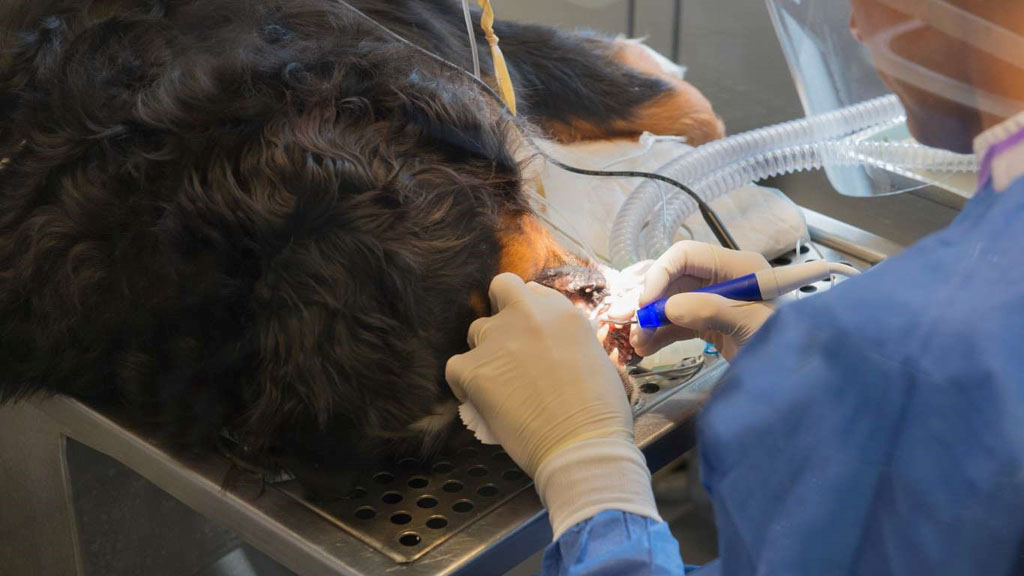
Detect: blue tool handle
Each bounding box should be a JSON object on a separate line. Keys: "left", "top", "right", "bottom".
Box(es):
{"left": 636, "top": 298, "right": 670, "bottom": 329}
{"left": 635, "top": 273, "right": 762, "bottom": 329}
{"left": 694, "top": 272, "right": 763, "bottom": 301}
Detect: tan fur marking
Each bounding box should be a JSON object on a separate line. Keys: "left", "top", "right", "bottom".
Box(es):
{"left": 497, "top": 213, "right": 569, "bottom": 282}
{"left": 546, "top": 40, "right": 725, "bottom": 145}
{"left": 468, "top": 290, "right": 489, "bottom": 318}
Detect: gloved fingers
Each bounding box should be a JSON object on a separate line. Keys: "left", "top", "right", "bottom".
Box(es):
{"left": 717, "top": 248, "right": 772, "bottom": 277}
{"left": 639, "top": 241, "right": 771, "bottom": 305}
{"left": 639, "top": 241, "right": 722, "bottom": 305}
{"left": 605, "top": 308, "right": 637, "bottom": 323}
{"left": 444, "top": 350, "right": 478, "bottom": 403}
{"left": 488, "top": 272, "right": 532, "bottom": 312}
{"left": 466, "top": 315, "right": 492, "bottom": 349}
{"left": 630, "top": 324, "right": 698, "bottom": 358}
{"left": 639, "top": 241, "right": 701, "bottom": 305}
{"left": 637, "top": 270, "right": 705, "bottom": 309}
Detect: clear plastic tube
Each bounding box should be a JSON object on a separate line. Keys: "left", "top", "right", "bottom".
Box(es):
{"left": 461, "top": 0, "right": 482, "bottom": 78}
{"left": 636, "top": 140, "right": 975, "bottom": 259}
{"left": 609, "top": 95, "right": 907, "bottom": 268}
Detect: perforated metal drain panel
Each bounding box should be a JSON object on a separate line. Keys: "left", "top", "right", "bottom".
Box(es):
{"left": 269, "top": 387, "right": 683, "bottom": 564}
{"left": 269, "top": 243, "right": 865, "bottom": 565}
{"left": 267, "top": 363, "right": 709, "bottom": 563}
{"left": 272, "top": 441, "right": 532, "bottom": 563}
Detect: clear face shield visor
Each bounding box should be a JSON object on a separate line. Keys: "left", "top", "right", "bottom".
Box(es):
{"left": 766, "top": 0, "right": 1024, "bottom": 197}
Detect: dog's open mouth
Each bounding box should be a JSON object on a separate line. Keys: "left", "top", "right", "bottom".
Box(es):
{"left": 596, "top": 319, "right": 634, "bottom": 366}
{"left": 533, "top": 265, "right": 636, "bottom": 367}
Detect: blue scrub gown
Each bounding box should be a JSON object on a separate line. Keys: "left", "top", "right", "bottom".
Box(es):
{"left": 542, "top": 172, "right": 1024, "bottom": 575}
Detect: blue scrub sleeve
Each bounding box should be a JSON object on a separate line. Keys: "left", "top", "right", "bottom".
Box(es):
{"left": 696, "top": 215, "right": 1024, "bottom": 576}
{"left": 542, "top": 510, "right": 687, "bottom": 575}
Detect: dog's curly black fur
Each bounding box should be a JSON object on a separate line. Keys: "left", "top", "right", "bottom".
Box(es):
{"left": 0, "top": 0, "right": 695, "bottom": 481}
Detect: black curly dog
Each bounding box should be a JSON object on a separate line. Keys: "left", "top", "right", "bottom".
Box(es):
{"left": 0, "top": 0, "right": 722, "bottom": 490}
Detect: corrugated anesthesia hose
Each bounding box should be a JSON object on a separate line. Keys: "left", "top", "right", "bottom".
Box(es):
{"left": 637, "top": 140, "right": 977, "bottom": 259}
{"left": 608, "top": 95, "right": 978, "bottom": 267}
{"left": 609, "top": 95, "right": 906, "bottom": 267}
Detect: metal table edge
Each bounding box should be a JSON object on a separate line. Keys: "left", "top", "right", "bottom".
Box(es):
{"left": 31, "top": 355, "right": 726, "bottom": 576}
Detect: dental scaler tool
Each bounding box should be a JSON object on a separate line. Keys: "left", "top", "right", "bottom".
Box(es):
{"left": 628, "top": 260, "right": 861, "bottom": 330}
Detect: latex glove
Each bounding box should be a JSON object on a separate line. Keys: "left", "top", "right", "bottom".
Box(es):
{"left": 446, "top": 273, "right": 660, "bottom": 538}
{"left": 446, "top": 273, "right": 632, "bottom": 475}
{"left": 631, "top": 241, "right": 775, "bottom": 361}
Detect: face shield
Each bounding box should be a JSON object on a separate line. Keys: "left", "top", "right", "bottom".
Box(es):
{"left": 766, "top": 0, "right": 1024, "bottom": 197}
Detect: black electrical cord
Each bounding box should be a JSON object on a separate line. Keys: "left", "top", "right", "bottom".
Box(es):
{"left": 537, "top": 156, "right": 739, "bottom": 250}
{"left": 333, "top": 0, "right": 740, "bottom": 252}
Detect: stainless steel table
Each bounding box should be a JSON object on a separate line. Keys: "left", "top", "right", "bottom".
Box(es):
{"left": 0, "top": 213, "right": 900, "bottom": 576}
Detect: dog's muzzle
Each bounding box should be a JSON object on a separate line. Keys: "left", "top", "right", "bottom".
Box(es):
{"left": 533, "top": 265, "right": 635, "bottom": 367}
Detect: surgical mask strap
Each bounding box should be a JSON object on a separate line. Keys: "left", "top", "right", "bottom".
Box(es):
{"left": 470, "top": 1, "right": 543, "bottom": 198}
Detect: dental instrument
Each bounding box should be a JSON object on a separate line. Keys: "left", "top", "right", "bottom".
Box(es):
{"left": 608, "top": 260, "right": 860, "bottom": 329}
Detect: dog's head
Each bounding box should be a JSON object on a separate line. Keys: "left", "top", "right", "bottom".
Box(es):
{"left": 0, "top": 0, "right": 619, "bottom": 482}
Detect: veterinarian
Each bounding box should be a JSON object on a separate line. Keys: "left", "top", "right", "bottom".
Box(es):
{"left": 446, "top": 0, "right": 1024, "bottom": 573}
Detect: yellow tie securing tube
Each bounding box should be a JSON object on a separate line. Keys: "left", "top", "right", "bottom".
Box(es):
{"left": 474, "top": 2, "right": 546, "bottom": 197}
{"left": 477, "top": 0, "right": 517, "bottom": 116}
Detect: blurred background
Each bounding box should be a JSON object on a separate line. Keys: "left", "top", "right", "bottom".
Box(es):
{"left": 501, "top": 0, "right": 961, "bottom": 249}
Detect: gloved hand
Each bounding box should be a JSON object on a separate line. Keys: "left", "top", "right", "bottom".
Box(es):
{"left": 446, "top": 273, "right": 660, "bottom": 538}
{"left": 446, "top": 273, "right": 633, "bottom": 476}
{"left": 631, "top": 241, "right": 775, "bottom": 361}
